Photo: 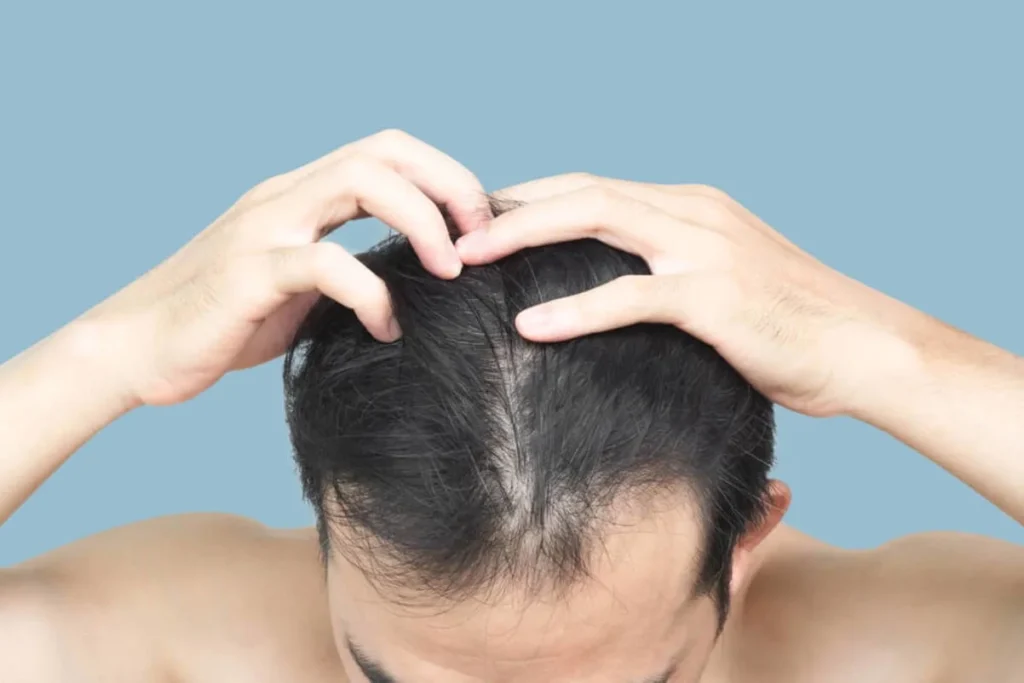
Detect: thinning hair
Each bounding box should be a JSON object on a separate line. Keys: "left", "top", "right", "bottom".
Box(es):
{"left": 284, "top": 198, "right": 775, "bottom": 625}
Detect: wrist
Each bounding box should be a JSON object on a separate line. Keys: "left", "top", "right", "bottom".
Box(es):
{"left": 56, "top": 318, "right": 145, "bottom": 416}
{"left": 841, "top": 304, "right": 949, "bottom": 428}
{"left": 844, "top": 310, "right": 1019, "bottom": 431}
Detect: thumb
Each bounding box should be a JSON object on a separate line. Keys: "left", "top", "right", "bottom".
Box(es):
{"left": 515, "top": 274, "right": 689, "bottom": 341}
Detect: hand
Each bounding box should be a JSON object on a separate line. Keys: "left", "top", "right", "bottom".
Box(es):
{"left": 79, "top": 130, "right": 488, "bottom": 407}
{"left": 457, "top": 174, "right": 937, "bottom": 418}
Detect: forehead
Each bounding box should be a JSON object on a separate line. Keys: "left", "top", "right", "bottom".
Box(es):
{"left": 326, "top": 495, "right": 713, "bottom": 673}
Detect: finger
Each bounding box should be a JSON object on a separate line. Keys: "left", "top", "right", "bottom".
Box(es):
{"left": 496, "top": 173, "right": 693, "bottom": 212}
{"left": 455, "top": 186, "right": 711, "bottom": 266}
{"left": 267, "top": 242, "right": 399, "bottom": 342}
{"left": 515, "top": 274, "right": 691, "bottom": 341}
{"left": 280, "top": 154, "right": 462, "bottom": 279}
{"left": 494, "top": 172, "right": 627, "bottom": 203}
{"left": 352, "top": 130, "right": 491, "bottom": 232}
{"left": 496, "top": 174, "right": 740, "bottom": 235}
{"left": 678, "top": 184, "right": 798, "bottom": 250}
{"left": 498, "top": 174, "right": 795, "bottom": 250}
{"left": 277, "top": 130, "right": 489, "bottom": 233}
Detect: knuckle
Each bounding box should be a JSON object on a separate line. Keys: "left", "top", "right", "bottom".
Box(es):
{"left": 218, "top": 206, "right": 261, "bottom": 242}
{"left": 567, "top": 185, "right": 636, "bottom": 245}
{"left": 578, "top": 184, "right": 625, "bottom": 213}
{"left": 563, "top": 171, "right": 599, "bottom": 188}
{"left": 692, "top": 184, "right": 733, "bottom": 203}
{"left": 696, "top": 196, "right": 735, "bottom": 228}
{"left": 238, "top": 199, "right": 288, "bottom": 236}
{"left": 334, "top": 152, "right": 377, "bottom": 177}
{"left": 304, "top": 155, "right": 378, "bottom": 201}
{"left": 371, "top": 128, "right": 414, "bottom": 147}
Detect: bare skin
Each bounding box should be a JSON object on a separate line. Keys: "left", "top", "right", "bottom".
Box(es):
{"left": 0, "top": 132, "right": 1021, "bottom": 682}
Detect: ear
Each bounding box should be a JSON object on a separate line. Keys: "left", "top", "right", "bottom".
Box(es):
{"left": 728, "top": 480, "right": 791, "bottom": 592}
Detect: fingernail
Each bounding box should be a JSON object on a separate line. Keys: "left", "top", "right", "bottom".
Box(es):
{"left": 387, "top": 317, "right": 403, "bottom": 341}
{"left": 444, "top": 255, "right": 463, "bottom": 279}
{"left": 455, "top": 231, "right": 487, "bottom": 257}
{"left": 517, "top": 306, "right": 553, "bottom": 332}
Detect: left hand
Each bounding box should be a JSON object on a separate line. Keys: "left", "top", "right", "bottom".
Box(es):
{"left": 77, "top": 129, "right": 488, "bottom": 407}
{"left": 456, "top": 173, "right": 942, "bottom": 419}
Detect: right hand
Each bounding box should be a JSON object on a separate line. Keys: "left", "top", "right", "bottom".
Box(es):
{"left": 460, "top": 174, "right": 933, "bottom": 419}
{"left": 78, "top": 130, "right": 488, "bottom": 407}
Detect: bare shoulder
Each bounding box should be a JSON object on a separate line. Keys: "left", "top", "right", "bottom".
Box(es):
{"left": 16, "top": 512, "right": 307, "bottom": 575}
{"left": 1, "top": 514, "right": 340, "bottom": 683}
{"left": 735, "top": 527, "right": 1024, "bottom": 683}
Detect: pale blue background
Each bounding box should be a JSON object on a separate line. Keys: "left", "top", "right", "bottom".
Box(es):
{"left": 1, "top": 1, "right": 1021, "bottom": 565}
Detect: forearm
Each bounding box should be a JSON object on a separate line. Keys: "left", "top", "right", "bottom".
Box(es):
{"left": 0, "top": 322, "right": 138, "bottom": 526}
{"left": 856, "top": 321, "right": 1024, "bottom": 525}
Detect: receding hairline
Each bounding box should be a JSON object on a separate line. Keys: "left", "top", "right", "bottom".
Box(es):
{"left": 322, "top": 481, "right": 712, "bottom": 608}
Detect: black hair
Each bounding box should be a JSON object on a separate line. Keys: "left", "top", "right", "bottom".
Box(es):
{"left": 284, "top": 198, "right": 775, "bottom": 627}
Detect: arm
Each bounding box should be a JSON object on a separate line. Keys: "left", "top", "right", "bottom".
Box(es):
{"left": 0, "top": 325, "right": 137, "bottom": 525}
{"left": 0, "top": 128, "right": 486, "bottom": 529}
{"left": 857, "top": 325, "right": 1024, "bottom": 525}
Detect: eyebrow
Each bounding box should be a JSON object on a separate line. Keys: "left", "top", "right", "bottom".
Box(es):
{"left": 643, "top": 662, "right": 677, "bottom": 683}
{"left": 348, "top": 637, "right": 399, "bottom": 683}
{"left": 346, "top": 636, "right": 680, "bottom": 683}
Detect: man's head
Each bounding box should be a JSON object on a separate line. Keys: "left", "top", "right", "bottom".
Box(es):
{"left": 284, "top": 199, "right": 787, "bottom": 682}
